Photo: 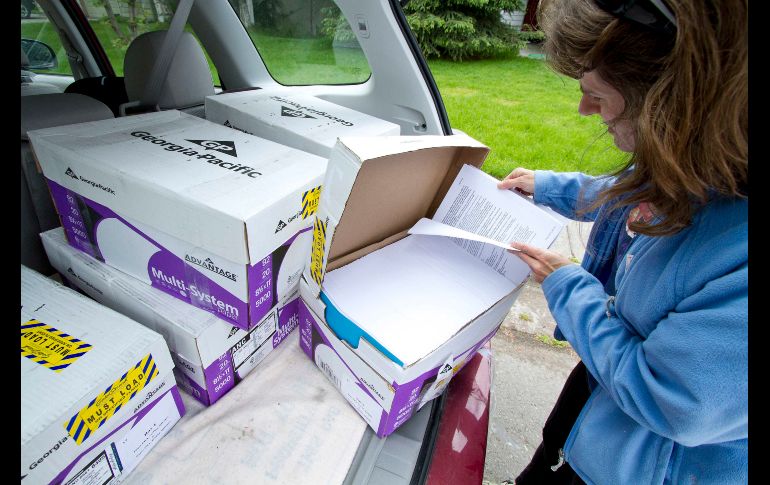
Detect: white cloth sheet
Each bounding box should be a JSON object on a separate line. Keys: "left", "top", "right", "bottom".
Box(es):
{"left": 123, "top": 333, "right": 367, "bottom": 485}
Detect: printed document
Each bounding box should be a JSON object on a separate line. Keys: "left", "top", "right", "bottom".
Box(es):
{"left": 411, "top": 164, "right": 565, "bottom": 281}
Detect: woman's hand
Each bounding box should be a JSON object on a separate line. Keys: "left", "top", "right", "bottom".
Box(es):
{"left": 510, "top": 242, "right": 574, "bottom": 283}
{"left": 498, "top": 167, "right": 535, "bottom": 196}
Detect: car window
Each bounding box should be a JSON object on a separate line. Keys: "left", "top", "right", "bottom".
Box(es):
{"left": 227, "top": 0, "right": 371, "bottom": 85}
{"left": 82, "top": 2, "right": 222, "bottom": 85}
{"left": 21, "top": 6, "right": 73, "bottom": 77}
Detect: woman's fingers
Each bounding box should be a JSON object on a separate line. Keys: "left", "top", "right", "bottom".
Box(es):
{"left": 498, "top": 167, "right": 535, "bottom": 195}
{"left": 509, "top": 242, "right": 574, "bottom": 283}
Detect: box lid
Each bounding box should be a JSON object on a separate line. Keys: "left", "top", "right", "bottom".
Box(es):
{"left": 205, "top": 89, "right": 401, "bottom": 157}
{"left": 21, "top": 265, "right": 168, "bottom": 445}
{"left": 325, "top": 134, "right": 490, "bottom": 269}
{"left": 28, "top": 110, "right": 326, "bottom": 265}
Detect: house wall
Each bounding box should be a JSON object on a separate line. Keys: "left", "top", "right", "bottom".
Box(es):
{"left": 501, "top": 0, "right": 531, "bottom": 30}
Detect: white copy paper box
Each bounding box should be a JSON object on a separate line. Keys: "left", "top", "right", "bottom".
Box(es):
{"left": 205, "top": 89, "right": 401, "bottom": 158}
{"left": 41, "top": 227, "right": 301, "bottom": 407}
{"left": 299, "top": 135, "right": 524, "bottom": 437}
{"left": 21, "top": 265, "right": 183, "bottom": 485}
{"left": 28, "top": 110, "right": 326, "bottom": 331}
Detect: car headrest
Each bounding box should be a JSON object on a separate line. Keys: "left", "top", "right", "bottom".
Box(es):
{"left": 21, "top": 93, "right": 114, "bottom": 141}
{"left": 123, "top": 30, "right": 215, "bottom": 110}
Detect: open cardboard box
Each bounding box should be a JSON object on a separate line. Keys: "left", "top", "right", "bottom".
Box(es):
{"left": 298, "top": 134, "right": 525, "bottom": 437}
{"left": 21, "top": 265, "right": 183, "bottom": 484}
{"left": 41, "top": 227, "right": 300, "bottom": 407}
{"left": 28, "top": 110, "right": 325, "bottom": 331}
{"left": 205, "top": 88, "right": 401, "bottom": 159}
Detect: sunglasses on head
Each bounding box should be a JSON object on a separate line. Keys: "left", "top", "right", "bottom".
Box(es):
{"left": 594, "top": 0, "right": 677, "bottom": 34}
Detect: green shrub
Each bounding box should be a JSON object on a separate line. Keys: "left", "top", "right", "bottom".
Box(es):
{"left": 518, "top": 24, "right": 545, "bottom": 44}
{"left": 320, "top": 0, "right": 526, "bottom": 61}
{"left": 320, "top": 5, "right": 358, "bottom": 45}
{"left": 404, "top": 0, "right": 525, "bottom": 61}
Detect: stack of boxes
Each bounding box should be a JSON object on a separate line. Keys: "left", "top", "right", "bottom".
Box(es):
{"left": 24, "top": 89, "right": 533, "bottom": 476}
{"left": 40, "top": 227, "right": 300, "bottom": 406}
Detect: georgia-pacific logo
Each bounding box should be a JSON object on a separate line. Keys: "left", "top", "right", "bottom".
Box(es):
{"left": 185, "top": 139, "right": 238, "bottom": 157}
{"left": 281, "top": 106, "right": 316, "bottom": 119}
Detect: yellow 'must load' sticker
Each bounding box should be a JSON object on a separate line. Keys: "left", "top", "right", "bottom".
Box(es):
{"left": 65, "top": 353, "right": 160, "bottom": 445}
{"left": 302, "top": 186, "right": 322, "bottom": 219}
{"left": 310, "top": 216, "right": 327, "bottom": 285}
{"left": 21, "top": 320, "right": 93, "bottom": 372}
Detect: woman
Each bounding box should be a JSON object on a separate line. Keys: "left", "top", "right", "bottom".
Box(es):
{"left": 498, "top": 0, "right": 748, "bottom": 483}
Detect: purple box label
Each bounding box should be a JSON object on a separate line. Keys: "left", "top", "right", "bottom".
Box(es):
{"left": 249, "top": 255, "right": 273, "bottom": 324}
{"left": 48, "top": 181, "right": 104, "bottom": 261}
{"left": 298, "top": 300, "right": 316, "bottom": 359}
{"left": 182, "top": 299, "right": 301, "bottom": 406}
{"left": 378, "top": 365, "right": 440, "bottom": 436}
{"left": 248, "top": 227, "right": 311, "bottom": 326}
{"left": 203, "top": 352, "right": 236, "bottom": 405}
{"left": 273, "top": 298, "right": 299, "bottom": 348}
{"left": 147, "top": 250, "right": 248, "bottom": 329}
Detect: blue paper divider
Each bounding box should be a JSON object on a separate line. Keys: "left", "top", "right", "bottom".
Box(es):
{"left": 320, "top": 290, "right": 404, "bottom": 367}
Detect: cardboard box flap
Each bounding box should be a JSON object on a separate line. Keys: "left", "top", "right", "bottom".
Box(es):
{"left": 327, "top": 135, "right": 489, "bottom": 265}
{"left": 336, "top": 133, "right": 488, "bottom": 161}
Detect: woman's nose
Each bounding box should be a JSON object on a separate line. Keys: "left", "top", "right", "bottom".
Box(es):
{"left": 578, "top": 94, "right": 598, "bottom": 117}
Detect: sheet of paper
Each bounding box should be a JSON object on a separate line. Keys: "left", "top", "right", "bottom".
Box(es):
{"left": 408, "top": 217, "right": 519, "bottom": 251}
{"left": 431, "top": 164, "right": 565, "bottom": 281}
{"left": 322, "top": 234, "right": 517, "bottom": 367}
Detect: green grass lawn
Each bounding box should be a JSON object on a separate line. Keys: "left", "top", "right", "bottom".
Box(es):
{"left": 251, "top": 33, "right": 370, "bottom": 85}
{"left": 23, "top": 16, "right": 625, "bottom": 178}
{"left": 22, "top": 20, "right": 367, "bottom": 87}
{"left": 429, "top": 57, "right": 628, "bottom": 179}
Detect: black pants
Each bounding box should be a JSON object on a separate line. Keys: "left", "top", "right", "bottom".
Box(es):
{"left": 516, "top": 361, "right": 591, "bottom": 485}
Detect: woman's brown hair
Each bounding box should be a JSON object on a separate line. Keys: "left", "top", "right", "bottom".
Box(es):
{"left": 538, "top": 0, "right": 747, "bottom": 236}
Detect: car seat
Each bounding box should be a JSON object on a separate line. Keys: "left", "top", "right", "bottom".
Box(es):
{"left": 21, "top": 93, "right": 114, "bottom": 274}
{"left": 121, "top": 30, "right": 215, "bottom": 118}
{"left": 65, "top": 75, "right": 129, "bottom": 117}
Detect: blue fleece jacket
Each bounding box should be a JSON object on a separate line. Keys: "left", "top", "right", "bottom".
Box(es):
{"left": 533, "top": 170, "right": 747, "bottom": 485}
